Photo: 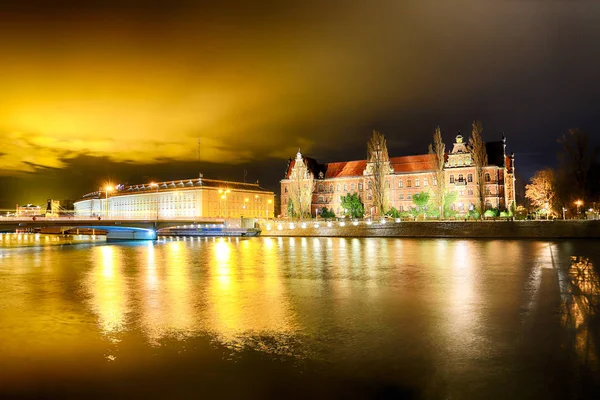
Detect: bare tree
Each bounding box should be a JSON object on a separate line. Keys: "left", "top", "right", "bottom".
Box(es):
{"left": 366, "top": 130, "right": 392, "bottom": 216}
{"left": 287, "top": 151, "right": 314, "bottom": 219}
{"left": 558, "top": 128, "right": 599, "bottom": 202}
{"left": 428, "top": 126, "right": 446, "bottom": 219}
{"left": 468, "top": 120, "right": 488, "bottom": 216}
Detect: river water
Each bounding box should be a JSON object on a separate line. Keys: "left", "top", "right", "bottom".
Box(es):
{"left": 0, "top": 234, "right": 598, "bottom": 399}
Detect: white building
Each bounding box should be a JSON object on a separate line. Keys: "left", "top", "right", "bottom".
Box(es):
{"left": 74, "top": 177, "right": 275, "bottom": 219}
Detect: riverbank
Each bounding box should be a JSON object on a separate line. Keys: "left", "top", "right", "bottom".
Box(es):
{"left": 260, "top": 220, "right": 600, "bottom": 239}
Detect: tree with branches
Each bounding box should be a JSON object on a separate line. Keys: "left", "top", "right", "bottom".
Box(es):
{"left": 366, "top": 130, "right": 391, "bottom": 216}
{"left": 428, "top": 126, "right": 446, "bottom": 219}
{"left": 468, "top": 120, "right": 488, "bottom": 216}
{"left": 526, "top": 168, "right": 559, "bottom": 218}
{"left": 557, "top": 128, "right": 599, "bottom": 203}
{"left": 287, "top": 151, "right": 315, "bottom": 219}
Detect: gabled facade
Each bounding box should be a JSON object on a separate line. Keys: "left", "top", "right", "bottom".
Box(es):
{"left": 280, "top": 134, "right": 516, "bottom": 217}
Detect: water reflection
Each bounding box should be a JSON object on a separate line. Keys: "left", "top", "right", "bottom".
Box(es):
{"left": 561, "top": 256, "right": 600, "bottom": 372}
{"left": 2, "top": 237, "right": 600, "bottom": 398}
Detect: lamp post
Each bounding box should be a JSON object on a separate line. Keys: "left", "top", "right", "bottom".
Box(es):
{"left": 150, "top": 182, "right": 159, "bottom": 220}
{"left": 104, "top": 185, "right": 114, "bottom": 219}
{"left": 576, "top": 200, "right": 583, "bottom": 217}
{"left": 219, "top": 189, "right": 230, "bottom": 218}
{"left": 562, "top": 207, "right": 567, "bottom": 220}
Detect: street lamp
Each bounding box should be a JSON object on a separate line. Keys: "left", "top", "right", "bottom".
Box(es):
{"left": 267, "top": 199, "right": 272, "bottom": 219}
{"left": 104, "top": 185, "right": 114, "bottom": 219}
{"left": 219, "top": 189, "right": 230, "bottom": 217}
{"left": 150, "top": 182, "right": 159, "bottom": 220}
{"left": 575, "top": 200, "right": 583, "bottom": 217}
{"left": 562, "top": 207, "right": 567, "bottom": 220}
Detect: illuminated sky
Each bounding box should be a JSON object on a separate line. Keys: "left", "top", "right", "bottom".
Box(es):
{"left": 1, "top": 1, "right": 599, "bottom": 207}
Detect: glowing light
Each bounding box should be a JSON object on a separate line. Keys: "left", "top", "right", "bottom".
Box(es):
{"left": 395, "top": 218, "right": 401, "bottom": 223}
{"left": 380, "top": 218, "right": 386, "bottom": 224}
{"left": 301, "top": 222, "right": 307, "bottom": 229}
{"left": 289, "top": 223, "right": 295, "bottom": 229}
{"left": 327, "top": 222, "right": 332, "bottom": 227}
{"left": 314, "top": 223, "right": 320, "bottom": 228}
{"left": 339, "top": 221, "right": 346, "bottom": 227}
{"left": 278, "top": 224, "right": 283, "bottom": 230}
{"left": 352, "top": 220, "right": 358, "bottom": 226}
{"left": 366, "top": 220, "right": 373, "bottom": 225}
{"left": 266, "top": 224, "right": 272, "bottom": 231}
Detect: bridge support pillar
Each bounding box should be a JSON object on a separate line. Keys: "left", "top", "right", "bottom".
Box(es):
{"left": 106, "top": 229, "right": 157, "bottom": 241}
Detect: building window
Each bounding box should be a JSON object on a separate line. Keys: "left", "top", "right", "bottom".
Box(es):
{"left": 398, "top": 180, "right": 403, "bottom": 188}
{"left": 433, "top": 178, "right": 438, "bottom": 186}
{"left": 351, "top": 183, "right": 355, "bottom": 191}
{"left": 459, "top": 190, "right": 464, "bottom": 196}
{"left": 318, "top": 196, "right": 324, "bottom": 203}
{"left": 337, "top": 184, "right": 341, "bottom": 192}
{"left": 386, "top": 180, "right": 390, "bottom": 188}
{"left": 424, "top": 178, "right": 429, "bottom": 186}
{"left": 468, "top": 173, "right": 473, "bottom": 183}
{"left": 399, "top": 193, "right": 404, "bottom": 200}
{"left": 407, "top": 179, "right": 412, "bottom": 188}
{"left": 407, "top": 193, "right": 412, "bottom": 199}
{"left": 329, "top": 184, "right": 334, "bottom": 193}
{"left": 358, "top": 183, "right": 363, "bottom": 191}
{"left": 368, "top": 181, "right": 372, "bottom": 190}
{"left": 284, "top": 187, "right": 288, "bottom": 193}
{"left": 458, "top": 174, "right": 464, "bottom": 182}
{"left": 468, "top": 189, "right": 473, "bottom": 196}
{"left": 344, "top": 184, "right": 348, "bottom": 191}
{"left": 449, "top": 175, "right": 455, "bottom": 184}
{"left": 486, "top": 187, "right": 491, "bottom": 196}
{"left": 399, "top": 205, "right": 404, "bottom": 212}
{"left": 367, "top": 193, "right": 372, "bottom": 200}
{"left": 485, "top": 201, "right": 493, "bottom": 210}
{"left": 318, "top": 184, "right": 324, "bottom": 192}
{"left": 415, "top": 178, "right": 420, "bottom": 187}
{"left": 485, "top": 173, "right": 491, "bottom": 182}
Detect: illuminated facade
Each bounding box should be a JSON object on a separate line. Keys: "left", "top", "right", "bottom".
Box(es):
{"left": 74, "top": 177, "right": 275, "bottom": 219}
{"left": 281, "top": 134, "right": 516, "bottom": 217}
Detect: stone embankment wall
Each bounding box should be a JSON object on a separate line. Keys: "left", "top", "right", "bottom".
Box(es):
{"left": 259, "top": 220, "right": 600, "bottom": 239}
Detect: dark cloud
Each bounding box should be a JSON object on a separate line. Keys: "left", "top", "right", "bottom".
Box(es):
{"left": 0, "top": 0, "right": 599, "bottom": 208}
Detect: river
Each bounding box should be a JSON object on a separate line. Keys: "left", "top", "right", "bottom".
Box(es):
{"left": 0, "top": 234, "right": 598, "bottom": 399}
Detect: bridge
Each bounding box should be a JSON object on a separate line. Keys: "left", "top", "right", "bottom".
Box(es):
{"left": 0, "top": 216, "right": 227, "bottom": 240}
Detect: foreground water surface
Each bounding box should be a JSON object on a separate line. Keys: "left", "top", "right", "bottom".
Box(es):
{"left": 0, "top": 235, "right": 599, "bottom": 399}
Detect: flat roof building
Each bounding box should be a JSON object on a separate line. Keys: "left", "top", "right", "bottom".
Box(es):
{"left": 74, "top": 176, "right": 275, "bottom": 220}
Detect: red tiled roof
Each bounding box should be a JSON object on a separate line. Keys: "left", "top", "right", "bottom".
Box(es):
{"left": 324, "top": 160, "right": 367, "bottom": 178}
{"left": 284, "top": 153, "right": 439, "bottom": 180}
{"left": 390, "top": 154, "right": 437, "bottom": 173}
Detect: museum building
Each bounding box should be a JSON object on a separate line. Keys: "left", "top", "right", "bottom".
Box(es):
{"left": 280, "top": 134, "right": 516, "bottom": 217}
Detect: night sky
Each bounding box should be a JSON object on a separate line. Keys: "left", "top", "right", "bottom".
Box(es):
{"left": 1, "top": 1, "right": 599, "bottom": 209}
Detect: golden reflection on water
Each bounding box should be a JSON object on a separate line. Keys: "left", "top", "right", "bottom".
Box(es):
{"left": 562, "top": 256, "right": 599, "bottom": 369}
{"left": 86, "top": 246, "right": 129, "bottom": 343}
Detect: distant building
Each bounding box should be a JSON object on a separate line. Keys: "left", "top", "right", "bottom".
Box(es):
{"left": 74, "top": 176, "right": 275, "bottom": 219}
{"left": 16, "top": 204, "right": 41, "bottom": 217}
{"left": 280, "top": 134, "right": 516, "bottom": 217}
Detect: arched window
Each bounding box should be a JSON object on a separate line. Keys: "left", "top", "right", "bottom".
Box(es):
{"left": 485, "top": 201, "right": 493, "bottom": 210}
{"left": 337, "top": 184, "right": 341, "bottom": 192}
{"left": 485, "top": 173, "right": 491, "bottom": 182}
{"left": 415, "top": 178, "right": 420, "bottom": 187}
{"left": 486, "top": 187, "right": 491, "bottom": 196}
{"left": 449, "top": 175, "right": 455, "bottom": 184}
{"left": 407, "top": 179, "right": 412, "bottom": 187}
{"left": 467, "top": 174, "right": 473, "bottom": 183}
{"left": 458, "top": 174, "right": 464, "bottom": 182}
{"left": 398, "top": 180, "right": 403, "bottom": 188}
{"left": 329, "top": 184, "right": 334, "bottom": 193}
{"left": 468, "top": 189, "right": 473, "bottom": 196}
{"left": 368, "top": 181, "right": 373, "bottom": 190}
{"left": 344, "top": 184, "right": 348, "bottom": 191}
{"left": 351, "top": 183, "right": 355, "bottom": 191}
{"left": 284, "top": 187, "right": 288, "bottom": 193}
{"left": 318, "top": 184, "right": 324, "bottom": 192}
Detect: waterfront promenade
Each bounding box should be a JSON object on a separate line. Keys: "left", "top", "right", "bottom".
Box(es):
{"left": 261, "top": 219, "right": 600, "bottom": 239}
